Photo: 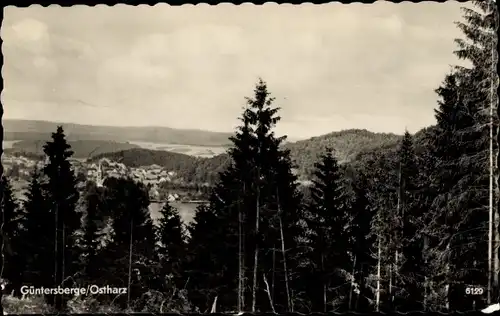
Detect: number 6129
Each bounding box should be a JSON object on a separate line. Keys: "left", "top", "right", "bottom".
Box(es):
{"left": 465, "top": 287, "right": 484, "bottom": 295}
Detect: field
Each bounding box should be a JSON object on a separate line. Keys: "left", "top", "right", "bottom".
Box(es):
{"left": 4, "top": 139, "right": 228, "bottom": 158}
{"left": 128, "top": 141, "right": 227, "bottom": 158}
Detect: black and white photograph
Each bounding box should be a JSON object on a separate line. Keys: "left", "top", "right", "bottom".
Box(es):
{"left": 0, "top": 1, "right": 498, "bottom": 314}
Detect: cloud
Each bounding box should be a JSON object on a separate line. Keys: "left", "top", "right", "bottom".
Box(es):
{"left": 1, "top": 2, "right": 468, "bottom": 137}
{"left": 8, "top": 17, "right": 49, "bottom": 43}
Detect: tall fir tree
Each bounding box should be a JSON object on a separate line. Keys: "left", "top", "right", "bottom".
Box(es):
{"left": 414, "top": 127, "right": 442, "bottom": 311}
{"left": 349, "top": 170, "right": 374, "bottom": 313}
{"left": 453, "top": 0, "right": 499, "bottom": 304}
{"left": 425, "top": 71, "right": 489, "bottom": 311}
{"left": 99, "top": 177, "right": 156, "bottom": 310}
{"left": 306, "top": 150, "right": 352, "bottom": 312}
{"left": 42, "top": 126, "right": 81, "bottom": 310}
{"left": 0, "top": 176, "right": 24, "bottom": 296}
{"left": 20, "top": 168, "right": 54, "bottom": 291}
{"left": 155, "top": 201, "right": 186, "bottom": 291}
{"left": 362, "top": 147, "right": 399, "bottom": 312}
{"left": 185, "top": 203, "right": 226, "bottom": 313}
{"left": 187, "top": 79, "right": 304, "bottom": 313}
{"left": 395, "top": 131, "right": 425, "bottom": 312}
{"left": 422, "top": 0, "right": 497, "bottom": 310}
{"left": 80, "top": 181, "right": 106, "bottom": 286}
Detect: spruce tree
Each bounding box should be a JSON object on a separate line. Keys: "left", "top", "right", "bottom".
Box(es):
{"left": 362, "top": 147, "right": 399, "bottom": 312}
{"left": 42, "top": 126, "right": 81, "bottom": 310}
{"left": 453, "top": 0, "right": 498, "bottom": 304}
{"left": 21, "top": 168, "right": 54, "bottom": 291}
{"left": 414, "top": 127, "right": 442, "bottom": 311}
{"left": 395, "top": 131, "right": 425, "bottom": 312}
{"left": 0, "top": 176, "right": 24, "bottom": 295}
{"left": 420, "top": 1, "right": 498, "bottom": 310}
{"left": 425, "top": 71, "right": 489, "bottom": 311}
{"left": 307, "top": 150, "right": 352, "bottom": 312}
{"left": 156, "top": 201, "right": 186, "bottom": 290}
{"left": 187, "top": 79, "right": 304, "bottom": 313}
{"left": 269, "top": 148, "right": 304, "bottom": 313}
{"left": 349, "top": 171, "right": 374, "bottom": 313}
{"left": 100, "top": 177, "right": 156, "bottom": 310}
{"left": 185, "top": 204, "right": 225, "bottom": 313}
{"left": 80, "top": 181, "right": 106, "bottom": 286}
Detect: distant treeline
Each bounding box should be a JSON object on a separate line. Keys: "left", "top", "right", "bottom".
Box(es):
{"left": 3, "top": 121, "right": 233, "bottom": 147}
{"left": 6, "top": 139, "right": 140, "bottom": 159}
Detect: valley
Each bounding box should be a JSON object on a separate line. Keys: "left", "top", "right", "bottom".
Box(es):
{"left": 2, "top": 119, "right": 420, "bottom": 226}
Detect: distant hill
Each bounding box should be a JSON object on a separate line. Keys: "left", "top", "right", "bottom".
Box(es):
{"left": 92, "top": 129, "right": 414, "bottom": 183}
{"left": 284, "top": 129, "right": 403, "bottom": 178}
{"left": 6, "top": 140, "right": 141, "bottom": 158}
{"left": 7, "top": 121, "right": 434, "bottom": 184}
{"left": 348, "top": 125, "right": 437, "bottom": 173}
{"left": 3, "top": 119, "right": 233, "bottom": 147}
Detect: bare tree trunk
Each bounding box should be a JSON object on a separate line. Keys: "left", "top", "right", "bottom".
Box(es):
{"left": 54, "top": 203, "right": 59, "bottom": 309}
{"left": 355, "top": 263, "right": 363, "bottom": 311}
{"left": 387, "top": 234, "right": 393, "bottom": 311}
{"left": 242, "top": 224, "right": 246, "bottom": 310}
{"left": 277, "top": 189, "right": 292, "bottom": 312}
{"left": 242, "top": 184, "right": 246, "bottom": 311}
{"left": 210, "top": 296, "right": 218, "bottom": 313}
{"left": 494, "top": 211, "right": 499, "bottom": 302}
{"left": 423, "top": 275, "right": 427, "bottom": 311}
{"left": 251, "top": 184, "right": 260, "bottom": 312}
{"left": 238, "top": 189, "right": 244, "bottom": 312}
{"left": 394, "top": 162, "right": 402, "bottom": 310}
{"left": 348, "top": 255, "right": 357, "bottom": 311}
{"left": 423, "top": 247, "right": 428, "bottom": 312}
{"left": 444, "top": 282, "right": 450, "bottom": 311}
{"left": 388, "top": 264, "right": 393, "bottom": 310}
{"left": 61, "top": 223, "right": 66, "bottom": 310}
{"left": 127, "top": 218, "right": 134, "bottom": 310}
{"left": 62, "top": 224, "right": 65, "bottom": 285}
{"left": 279, "top": 216, "right": 292, "bottom": 312}
{"left": 263, "top": 274, "right": 276, "bottom": 313}
{"left": 491, "top": 18, "right": 500, "bottom": 303}
{"left": 271, "top": 247, "right": 275, "bottom": 302}
{"left": 444, "top": 247, "right": 450, "bottom": 311}
{"left": 393, "top": 251, "right": 398, "bottom": 309}
{"left": 489, "top": 83, "right": 494, "bottom": 304}
{"left": 322, "top": 254, "right": 326, "bottom": 313}
{"left": 375, "top": 238, "right": 381, "bottom": 312}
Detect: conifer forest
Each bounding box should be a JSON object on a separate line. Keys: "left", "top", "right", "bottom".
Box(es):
{"left": 0, "top": 0, "right": 499, "bottom": 314}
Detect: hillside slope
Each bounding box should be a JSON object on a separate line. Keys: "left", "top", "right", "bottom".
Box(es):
{"left": 4, "top": 119, "right": 233, "bottom": 147}
{"left": 6, "top": 140, "right": 141, "bottom": 159}
{"left": 92, "top": 129, "right": 413, "bottom": 182}
{"left": 284, "top": 129, "right": 403, "bottom": 178}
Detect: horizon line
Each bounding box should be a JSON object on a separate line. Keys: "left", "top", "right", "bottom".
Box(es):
{"left": 3, "top": 117, "right": 414, "bottom": 140}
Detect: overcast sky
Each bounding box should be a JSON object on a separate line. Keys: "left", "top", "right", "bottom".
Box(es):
{"left": 1, "top": 2, "right": 471, "bottom": 139}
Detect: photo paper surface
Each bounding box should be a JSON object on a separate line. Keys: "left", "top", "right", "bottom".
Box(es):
{"left": 0, "top": 1, "right": 498, "bottom": 313}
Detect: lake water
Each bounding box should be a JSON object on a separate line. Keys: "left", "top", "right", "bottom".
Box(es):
{"left": 149, "top": 201, "right": 201, "bottom": 224}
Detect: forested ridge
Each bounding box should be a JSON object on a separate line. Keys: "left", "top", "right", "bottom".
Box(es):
{"left": 3, "top": 119, "right": 233, "bottom": 147}
{"left": 91, "top": 129, "right": 404, "bottom": 183}
{"left": 5, "top": 139, "right": 141, "bottom": 159}
{"left": 0, "top": 1, "right": 498, "bottom": 314}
